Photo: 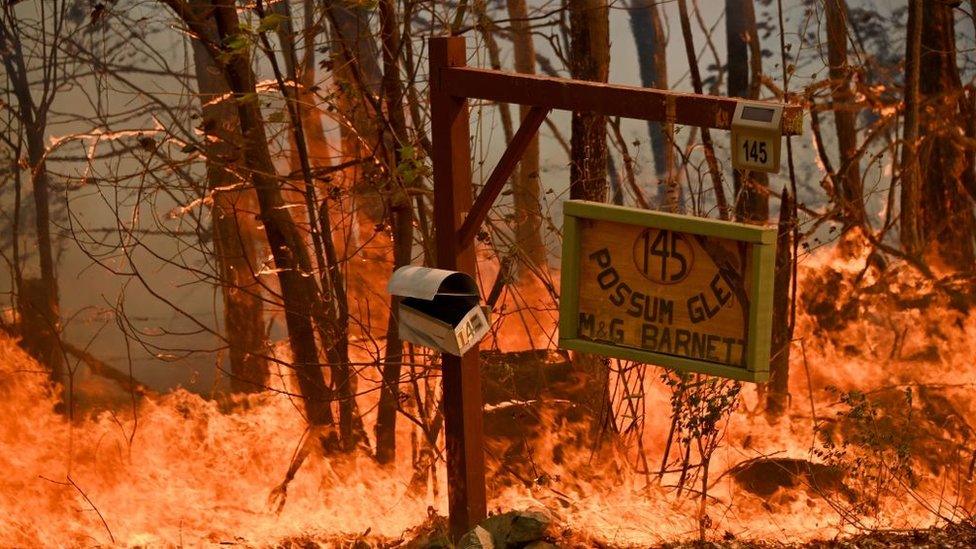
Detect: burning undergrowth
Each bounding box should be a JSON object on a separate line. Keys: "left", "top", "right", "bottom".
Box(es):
{"left": 1, "top": 242, "right": 974, "bottom": 547}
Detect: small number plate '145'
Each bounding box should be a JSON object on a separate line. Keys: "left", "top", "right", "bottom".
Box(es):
{"left": 737, "top": 137, "right": 773, "bottom": 170}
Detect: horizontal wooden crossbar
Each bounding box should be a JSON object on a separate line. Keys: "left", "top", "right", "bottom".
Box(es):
{"left": 442, "top": 66, "right": 803, "bottom": 136}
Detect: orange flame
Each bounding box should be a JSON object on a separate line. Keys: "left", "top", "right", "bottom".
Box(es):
{"left": 1, "top": 241, "right": 973, "bottom": 545}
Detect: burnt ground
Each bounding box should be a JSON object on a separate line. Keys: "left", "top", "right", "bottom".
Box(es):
{"left": 276, "top": 517, "right": 976, "bottom": 548}
{"left": 655, "top": 521, "right": 976, "bottom": 549}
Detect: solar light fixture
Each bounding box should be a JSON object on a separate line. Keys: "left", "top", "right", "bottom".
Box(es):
{"left": 731, "top": 101, "right": 784, "bottom": 174}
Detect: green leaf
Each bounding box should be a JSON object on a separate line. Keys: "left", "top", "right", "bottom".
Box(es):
{"left": 236, "top": 92, "right": 259, "bottom": 105}
{"left": 395, "top": 145, "right": 431, "bottom": 186}
{"left": 226, "top": 34, "right": 249, "bottom": 52}
{"left": 257, "top": 13, "right": 288, "bottom": 33}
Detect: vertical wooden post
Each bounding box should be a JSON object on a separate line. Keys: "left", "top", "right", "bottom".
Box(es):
{"left": 429, "top": 36, "right": 488, "bottom": 540}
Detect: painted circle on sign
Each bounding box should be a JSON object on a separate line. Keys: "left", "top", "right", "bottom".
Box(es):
{"left": 632, "top": 228, "right": 695, "bottom": 285}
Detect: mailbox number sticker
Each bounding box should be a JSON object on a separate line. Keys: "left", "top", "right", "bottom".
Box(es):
{"left": 457, "top": 313, "right": 485, "bottom": 349}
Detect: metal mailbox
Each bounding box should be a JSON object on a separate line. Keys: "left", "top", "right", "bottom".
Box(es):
{"left": 387, "top": 266, "right": 490, "bottom": 356}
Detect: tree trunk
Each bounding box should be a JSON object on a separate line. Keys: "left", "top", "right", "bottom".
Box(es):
{"left": 506, "top": 0, "right": 548, "bottom": 276}
{"left": 677, "top": 0, "right": 729, "bottom": 220}
{"left": 825, "top": 0, "right": 865, "bottom": 229}
{"left": 473, "top": 0, "right": 514, "bottom": 142}
{"left": 917, "top": 0, "right": 976, "bottom": 270}
{"left": 1, "top": 18, "right": 64, "bottom": 389}
{"left": 18, "top": 277, "right": 63, "bottom": 390}
{"left": 568, "top": 0, "right": 610, "bottom": 203}
{"left": 628, "top": 0, "right": 674, "bottom": 209}
{"left": 766, "top": 189, "right": 794, "bottom": 419}
{"left": 726, "top": 0, "right": 789, "bottom": 417}
{"left": 567, "top": 0, "right": 611, "bottom": 440}
{"left": 899, "top": 0, "right": 923, "bottom": 256}
{"left": 278, "top": 0, "right": 331, "bottom": 170}
{"left": 963, "top": 89, "right": 976, "bottom": 207}
{"left": 189, "top": 4, "right": 268, "bottom": 393}
{"left": 375, "top": 0, "right": 414, "bottom": 465}
{"left": 321, "top": 1, "right": 387, "bottom": 447}
{"left": 202, "top": 0, "right": 337, "bottom": 441}
{"left": 275, "top": 0, "right": 333, "bottom": 229}
{"left": 727, "top": 0, "right": 769, "bottom": 223}
{"left": 325, "top": 0, "right": 385, "bottom": 229}
{"left": 628, "top": 0, "right": 668, "bottom": 177}
{"left": 21, "top": 130, "right": 64, "bottom": 389}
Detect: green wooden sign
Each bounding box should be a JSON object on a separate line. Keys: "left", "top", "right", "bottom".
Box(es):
{"left": 558, "top": 200, "right": 777, "bottom": 383}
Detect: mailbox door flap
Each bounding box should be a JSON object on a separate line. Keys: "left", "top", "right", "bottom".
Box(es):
{"left": 398, "top": 306, "right": 462, "bottom": 355}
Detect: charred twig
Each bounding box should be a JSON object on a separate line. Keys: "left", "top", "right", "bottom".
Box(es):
{"left": 68, "top": 475, "right": 115, "bottom": 545}
{"left": 59, "top": 341, "right": 152, "bottom": 396}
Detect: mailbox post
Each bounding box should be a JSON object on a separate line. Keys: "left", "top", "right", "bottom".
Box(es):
{"left": 429, "top": 37, "right": 488, "bottom": 539}
{"left": 423, "top": 35, "right": 801, "bottom": 541}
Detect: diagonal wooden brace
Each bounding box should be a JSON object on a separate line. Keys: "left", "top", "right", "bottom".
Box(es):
{"left": 457, "top": 105, "right": 551, "bottom": 249}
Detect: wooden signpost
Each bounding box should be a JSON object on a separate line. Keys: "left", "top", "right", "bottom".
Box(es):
{"left": 426, "top": 35, "right": 801, "bottom": 540}
{"left": 559, "top": 201, "right": 777, "bottom": 382}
